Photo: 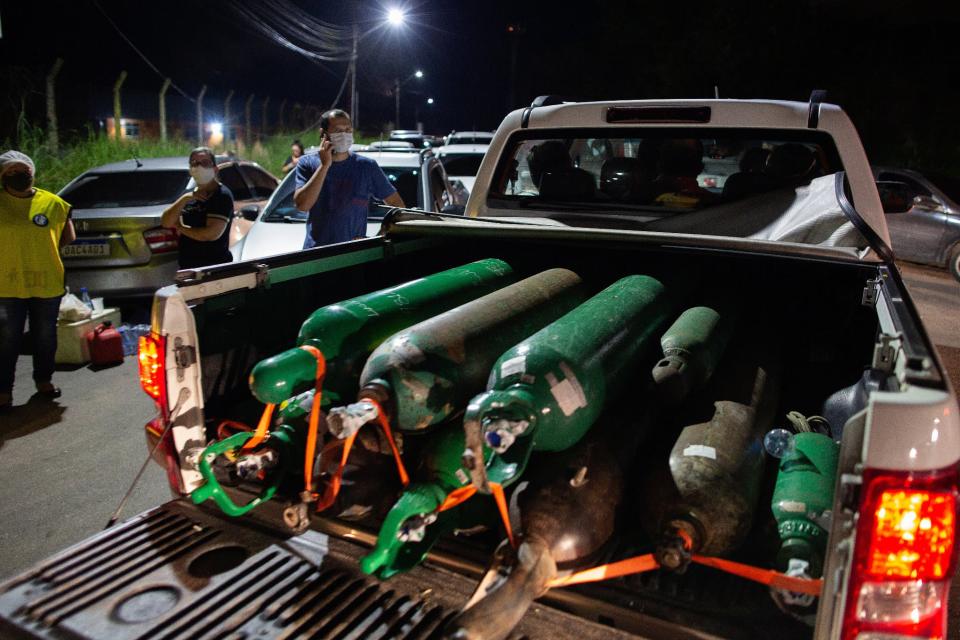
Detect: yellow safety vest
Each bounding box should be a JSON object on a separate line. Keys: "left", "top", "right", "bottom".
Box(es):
{"left": 0, "top": 188, "right": 71, "bottom": 298}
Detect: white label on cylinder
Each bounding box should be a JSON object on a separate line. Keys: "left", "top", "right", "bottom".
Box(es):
{"left": 500, "top": 355, "right": 526, "bottom": 379}
{"left": 682, "top": 444, "right": 717, "bottom": 460}
{"left": 547, "top": 367, "right": 587, "bottom": 417}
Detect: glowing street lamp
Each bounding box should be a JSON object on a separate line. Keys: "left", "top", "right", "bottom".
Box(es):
{"left": 387, "top": 8, "right": 405, "bottom": 26}
{"left": 426, "top": 98, "right": 434, "bottom": 105}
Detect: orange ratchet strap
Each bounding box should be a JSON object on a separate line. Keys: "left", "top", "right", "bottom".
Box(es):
{"left": 546, "top": 552, "right": 823, "bottom": 595}
{"left": 241, "top": 403, "right": 276, "bottom": 450}
{"left": 314, "top": 396, "right": 409, "bottom": 511}
{"left": 298, "top": 345, "right": 327, "bottom": 496}
{"left": 436, "top": 481, "right": 515, "bottom": 548}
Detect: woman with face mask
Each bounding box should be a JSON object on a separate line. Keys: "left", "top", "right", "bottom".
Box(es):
{"left": 292, "top": 109, "right": 406, "bottom": 249}
{"left": 161, "top": 147, "right": 235, "bottom": 269}
{"left": 0, "top": 150, "right": 77, "bottom": 411}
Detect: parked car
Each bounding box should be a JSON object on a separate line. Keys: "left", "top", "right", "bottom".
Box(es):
{"left": 874, "top": 166, "right": 960, "bottom": 280}
{"left": 435, "top": 142, "right": 489, "bottom": 194}
{"left": 444, "top": 130, "right": 495, "bottom": 145}
{"left": 237, "top": 148, "right": 464, "bottom": 261}
{"left": 388, "top": 129, "right": 435, "bottom": 149}
{"left": 60, "top": 157, "right": 278, "bottom": 297}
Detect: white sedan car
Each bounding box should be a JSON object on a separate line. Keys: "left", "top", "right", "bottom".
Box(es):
{"left": 435, "top": 143, "right": 489, "bottom": 195}
{"left": 236, "top": 149, "right": 463, "bottom": 261}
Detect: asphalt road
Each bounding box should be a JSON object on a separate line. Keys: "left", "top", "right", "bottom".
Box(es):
{"left": 0, "top": 261, "right": 956, "bottom": 631}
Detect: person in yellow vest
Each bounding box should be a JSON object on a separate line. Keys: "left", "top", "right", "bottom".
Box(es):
{"left": 0, "top": 150, "right": 76, "bottom": 411}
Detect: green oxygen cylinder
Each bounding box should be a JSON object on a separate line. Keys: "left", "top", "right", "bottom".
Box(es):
{"left": 652, "top": 304, "right": 736, "bottom": 404}
{"left": 462, "top": 275, "right": 675, "bottom": 492}
{"left": 771, "top": 431, "right": 840, "bottom": 579}
{"left": 248, "top": 258, "right": 514, "bottom": 406}
{"left": 326, "top": 268, "right": 586, "bottom": 437}
{"left": 360, "top": 427, "right": 491, "bottom": 579}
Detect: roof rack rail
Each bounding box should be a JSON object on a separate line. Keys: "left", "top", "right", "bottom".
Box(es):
{"left": 807, "top": 89, "right": 827, "bottom": 128}
{"left": 521, "top": 95, "right": 568, "bottom": 129}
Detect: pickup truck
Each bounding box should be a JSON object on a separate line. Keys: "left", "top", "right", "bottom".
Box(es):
{"left": 2, "top": 97, "right": 957, "bottom": 640}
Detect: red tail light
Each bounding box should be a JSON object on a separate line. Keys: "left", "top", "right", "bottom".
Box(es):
{"left": 143, "top": 226, "right": 178, "bottom": 254}
{"left": 138, "top": 333, "right": 167, "bottom": 414}
{"left": 842, "top": 467, "right": 959, "bottom": 640}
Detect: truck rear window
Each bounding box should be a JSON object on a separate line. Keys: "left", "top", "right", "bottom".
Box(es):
{"left": 488, "top": 128, "right": 843, "bottom": 212}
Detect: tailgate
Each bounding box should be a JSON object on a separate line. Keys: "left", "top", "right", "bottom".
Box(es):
{"left": 0, "top": 501, "right": 670, "bottom": 640}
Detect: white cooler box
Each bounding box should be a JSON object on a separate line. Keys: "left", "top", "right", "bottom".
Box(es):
{"left": 55, "top": 308, "right": 122, "bottom": 364}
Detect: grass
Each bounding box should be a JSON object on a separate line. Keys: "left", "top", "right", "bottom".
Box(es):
{"left": 5, "top": 121, "right": 374, "bottom": 193}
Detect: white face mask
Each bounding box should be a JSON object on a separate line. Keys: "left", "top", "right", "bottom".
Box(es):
{"left": 190, "top": 166, "right": 216, "bottom": 185}
{"left": 329, "top": 132, "right": 354, "bottom": 154}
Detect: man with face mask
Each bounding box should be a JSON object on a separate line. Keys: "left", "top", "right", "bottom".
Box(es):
{"left": 0, "top": 150, "right": 77, "bottom": 411}
{"left": 293, "top": 109, "right": 405, "bottom": 248}
{"left": 161, "top": 147, "right": 235, "bottom": 269}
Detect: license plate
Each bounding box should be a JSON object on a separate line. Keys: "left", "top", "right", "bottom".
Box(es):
{"left": 62, "top": 241, "right": 110, "bottom": 258}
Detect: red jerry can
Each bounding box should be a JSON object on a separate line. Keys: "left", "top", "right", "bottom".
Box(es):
{"left": 87, "top": 321, "right": 125, "bottom": 366}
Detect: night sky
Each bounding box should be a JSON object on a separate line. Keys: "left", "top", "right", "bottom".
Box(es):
{"left": 2, "top": 1, "right": 959, "bottom": 171}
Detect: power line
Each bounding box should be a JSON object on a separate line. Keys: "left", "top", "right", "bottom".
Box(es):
{"left": 91, "top": 0, "right": 196, "bottom": 102}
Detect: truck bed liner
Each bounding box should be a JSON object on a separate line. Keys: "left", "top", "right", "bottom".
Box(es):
{"left": 0, "top": 501, "right": 678, "bottom": 640}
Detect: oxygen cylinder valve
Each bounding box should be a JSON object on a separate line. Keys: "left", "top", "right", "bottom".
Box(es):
{"left": 328, "top": 399, "right": 380, "bottom": 439}
{"left": 483, "top": 417, "right": 529, "bottom": 454}
{"left": 657, "top": 521, "right": 698, "bottom": 573}
{"left": 398, "top": 512, "right": 438, "bottom": 543}
{"left": 235, "top": 449, "right": 279, "bottom": 480}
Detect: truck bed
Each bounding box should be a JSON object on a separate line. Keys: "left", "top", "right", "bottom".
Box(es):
{"left": 0, "top": 501, "right": 707, "bottom": 640}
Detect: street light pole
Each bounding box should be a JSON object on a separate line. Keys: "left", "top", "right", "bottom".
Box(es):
{"left": 351, "top": 22, "right": 359, "bottom": 128}
{"left": 394, "top": 78, "right": 401, "bottom": 129}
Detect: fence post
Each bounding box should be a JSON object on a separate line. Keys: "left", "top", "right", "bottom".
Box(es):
{"left": 224, "top": 89, "right": 234, "bottom": 146}
{"left": 278, "top": 98, "right": 287, "bottom": 131}
{"left": 261, "top": 95, "right": 270, "bottom": 138}
{"left": 159, "top": 78, "right": 171, "bottom": 142}
{"left": 113, "top": 70, "right": 128, "bottom": 141}
{"left": 196, "top": 84, "right": 207, "bottom": 144}
{"left": 245, "top": 93, "right": 255, "bottom": 147}
{"left": 45, "top": 57, "right": 64, "bottom": 153}
{"left": 292, "top": 102, "right": 303, "bottom": 129}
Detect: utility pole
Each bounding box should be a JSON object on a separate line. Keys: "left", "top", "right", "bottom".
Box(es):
{"left": 45, "top": 57, "right": 63, "bottom": 153}
{"left": 245, "top": 94, "right": 255, "bottom": 146}
{"left": 196, "top": 84, "right": 207, "bottom": 145}
{"left": 394, "top": 78, "right": 400, "bottom": 130}
{"left": 224, "top": 89, "right": 234, "bottom": 145}
{"left": 159, "top": 78, "right": 171, "bottom": 142}
{"left": 261, "top": 96, "right": 270, "bottom": 137}
{"left": 113, "top": 70, "right": 127, "bottom": 141}
{"left": 506, "top": 23, "right": 525, "bottom": 111}
{"left": 351, "top": 22, "right": 359, "bottom": 128}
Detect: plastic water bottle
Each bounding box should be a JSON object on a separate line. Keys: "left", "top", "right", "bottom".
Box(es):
{"left": 80, "top": 287, "right": 95, "bottom": 312}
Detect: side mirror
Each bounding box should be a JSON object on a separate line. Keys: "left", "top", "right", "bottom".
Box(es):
{"left": 913, "top": 194, "right": 943, "bottom": 212}
{"left": 441, "top": 204, "right": 466, "bottom": 216}
{"left": 239, "top": 204, "right": 260, "bottom": 221}
{"left": 876, "top": 181, "right": 915, "bottom": 214}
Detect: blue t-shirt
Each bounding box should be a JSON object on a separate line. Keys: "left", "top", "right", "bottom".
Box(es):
{"left": 295, "top": 152, "right": 397, "bottom": 248}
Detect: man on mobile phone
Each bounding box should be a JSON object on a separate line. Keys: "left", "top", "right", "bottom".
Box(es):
{"left": 293, "top": 109, "right": 405, "bottom": 249}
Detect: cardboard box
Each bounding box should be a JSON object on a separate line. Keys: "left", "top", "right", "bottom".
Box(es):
{"left": 55, "top": 308, "right": 122, "bottom": 364}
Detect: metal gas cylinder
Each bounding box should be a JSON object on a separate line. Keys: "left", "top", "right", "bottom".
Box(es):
{"left": 248, "top": 258, "right": 514, "bottom": 405}
{"left": 645, "top": 349, "right": 779, "bottom": 570}
{"left": 771, "top": 431, "right": 839, "bottom": 578}
{"left": 360, "top": 426, "right": 488, "bottom": 579}
{"left": 463, "top": 274, "right": 674, "bottom": 491}
{"left": 652, "top": 304, "right": 735, "bottom": 404}
{"left": 446, "top": 435, "right": 626, "bottom": 640}
{"left": 328, "top": 268, "right": 585, "bottom": 435}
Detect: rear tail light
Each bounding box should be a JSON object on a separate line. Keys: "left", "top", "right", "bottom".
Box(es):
{"left": 138, "top": 333, "right": 167, "bottom": 414}
{"left": 843, "top": 467, "right": 959, "bottom": 640}
{"left": 143, "top": 226, "right": 178, "bottom": 254}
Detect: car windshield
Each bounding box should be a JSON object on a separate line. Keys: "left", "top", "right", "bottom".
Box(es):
{"left": 61, "top": 170, "right": 190, "bottom": 208}
{"left": 439, "top": 153, "right": 484, "bottom": 177}
{"left": 924, "top": 172, "right": 960, "bottom": 205}
{"left": 487, "top": 128, "right": 870, "bottom": 250}
{"left": 263, "top": 165, "right": 420, "bottom": 223}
